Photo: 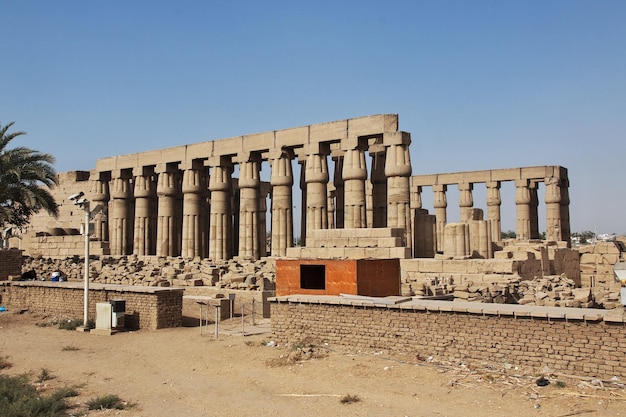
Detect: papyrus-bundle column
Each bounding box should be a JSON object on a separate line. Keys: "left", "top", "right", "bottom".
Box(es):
{"left": 270, "top": 149, "right": 294, "bottom": 257}
{"left": 342, "top": 145, "right": 367, "bottom": 228}
{"left": 385, "top": 136, "right": 412, "bottom": 247}
{"left": 515, "top": 179, "right": 531, "bottom": 240}
{"left": 181, "top": 160, "right": 207, "bottom": 259}
{"left": 133, "top": 167, "right": 156, "bottom": 256}
{"left": 156, "top": 163, "right": 181, "bottom": 257}
{"left": 458, "top": 183, "right": 473, "bottom": 222}
{"left": 208, "top": 157, "right": 233, "bottom": 260}
{"left": 237, "top": 153, "right": 261, "bottom": 259}
{"left": 545, "top": 176, "right": 567, "bottom": 242}
{"left": 91, "top": 172, "right": 110, "bottom": 242}
{"left": 109, "top": 169, "right": 133, "bottom": 256}
{"left": 304, "top": 145, "right": 329, "bottom": 238}
{"left": 486, "top": 181, "right": 501, "bottom": 241}
{"left": 433, "top": 184, "right": 447, "bottom": 253}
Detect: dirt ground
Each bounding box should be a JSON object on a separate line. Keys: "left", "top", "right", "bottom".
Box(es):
{"left": 0, "top": 310, "right": 625, "bottom": 417}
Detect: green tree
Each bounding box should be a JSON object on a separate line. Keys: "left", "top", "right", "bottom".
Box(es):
{"left": 0, "top": 122, "right": 58, "bottom": 229}
{"left": 501, "top": 230, "right": 516, "bottom": 239}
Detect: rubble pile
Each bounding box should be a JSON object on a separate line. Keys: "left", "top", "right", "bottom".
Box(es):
{"left": 426, "top": 273, "right": 620, "bottom": 309}
{"left": 20, "top": 256, "right": 276, "bottom": 291}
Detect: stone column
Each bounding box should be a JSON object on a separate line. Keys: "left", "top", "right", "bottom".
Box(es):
{"left": 370, "top": 150, "right": 387, "bottom": 228}
{"left": 327, "top": 187, "right": 336, "bottom": 230}
{"left": 90, "top": 172, "right": 110, "bottom": 242}
{"left": 458, "top": 183, "right": 474, "bottom": 222}
{"left": 342, "top": 147, "right": 367, "bottom": 228}
{"left": 109, "top": 169, "right": 133, "bottom": 256}
{"left": 133, "top": 167, "right": 157, "bottom": 256}
{"left": 208, "top": 158, "right": 233, "bottom": 260}
{"left": 237, "top": 153, "right": 261, "bottom": 260}
{"left": 332, "top": 153, "right": 344, "bottom": 228}
{"left": 515, "top": 179, "right": 532, "bottom": 240}
{"left": 270, "top": 149, "right": 294, "bottom": 257}
{"left": 181, "top": 160, "right": 207, "bottom": 259}
{"left": 433, "top": 184, "right": 448, "bottom": 253}
{"left": 385, "top": 143, "right": 412, "bottom": 247}
{"left": 545, "top": 176, "right": 563, "bottom": 241}
{"left": 305, "top": 149, "right": 329, "bottom": 237}
{"left": 486, "top": 181, "right": 501, "bottom": 241}
{"left": 156, "top": 163, "right": 181, "bottom": 257}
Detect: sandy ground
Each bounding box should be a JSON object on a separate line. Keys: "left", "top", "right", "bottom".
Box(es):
{"left": 0, "top": 310, "right": 625, "bottom": 417}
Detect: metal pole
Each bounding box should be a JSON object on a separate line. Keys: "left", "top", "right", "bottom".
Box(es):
{"left": 252, "top": 299, "right": 256, "bottom": 326}
{"left": 214, "top": 306, "right": 219, "bottom": 338}
{"left": 83, "top": 205, "right": 90, "bottom": 328}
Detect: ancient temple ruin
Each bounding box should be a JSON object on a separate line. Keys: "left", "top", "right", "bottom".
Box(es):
{"left": 22, "top": 114, "right": 571, "bottom": 263}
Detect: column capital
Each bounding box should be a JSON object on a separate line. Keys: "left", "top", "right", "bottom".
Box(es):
{"left": 383, "top": 131, "right": 411, "bottom": 146}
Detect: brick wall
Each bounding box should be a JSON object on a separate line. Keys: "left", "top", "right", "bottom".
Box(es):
{"left": 270, "top": 296, "right": 626, "bottom": 380}
{"left": 0, "top": 282, "right": 183, "bottom": 330}
{"left": 0, "top": 248, "right": 23, "bottom": 280}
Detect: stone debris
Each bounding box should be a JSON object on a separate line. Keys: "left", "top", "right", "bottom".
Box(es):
{"left": 21, "top": 255, "right": 276, "bottom": 291}
{"left": 422, "top": 273, "right": 618, "bottom": 309}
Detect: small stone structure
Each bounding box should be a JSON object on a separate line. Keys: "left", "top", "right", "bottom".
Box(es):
{"left": 275, "top": 258, "right": 400, "bottom": 297}
{"left": 0, "top": 248, "right": 23, "bottom": 280}
{"left": 0, "top": 281, "right": 183, "bottom": 330}
{"left": 270, "top": 295, "right": 626, "bottom": 380}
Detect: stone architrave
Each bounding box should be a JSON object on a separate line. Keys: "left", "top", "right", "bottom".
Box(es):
{"left": 133, "top": 168, "right": 157, "bottom": 256}
{"left": 486, "top": 181, "right": 501, "bottom": 241}
{"left": 515, "top": 179, "right": 531, "bottom": 240}
{"left": 433, "top": 184, "right": 447, "bottom": 253}
{"left": 181, "top": 161, "right": 207, "bottom": 259}
{"left": 156, "top": 164, "right": 181, "bottom": 257}
{"left": 305, "top": 151, "right": 329, "bottom": 237}
{"left": 370, "top": 151, "right": 387, "bottom": 228}
{"left": 237, "top": 154, "right": 261, "bottom": 259}
{"left": 90, "top": 173, "right": 110, "bottom": 242}
{"left": 385, "top": 143, "right": 412, "bottom": 247}
{"left": 208, "top": 161, "right": 233, "bottom": 260}
{"left": 342, "top": 147, "right": 367, "bottom": 228}
{"left": 270, "top": 150, "right": 294, "bottom": 257}
{"left": 458, "top": 183, "right": 473, "bottom": 222}
{"left": 109, "top": 170, "right": 133, "bottom": 256}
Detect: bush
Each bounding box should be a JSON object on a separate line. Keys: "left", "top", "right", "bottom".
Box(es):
{"left": 0, "top": 373, "right": 75, "bottom": 417}
{"left": 86, "top": 394, "right": 127, "bottom": 410}
{"left": 58, "top": 319, "right": 84, "bottom": 331}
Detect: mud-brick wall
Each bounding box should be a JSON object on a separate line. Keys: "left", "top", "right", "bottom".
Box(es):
{"left": 0, "top": 249, "right": 23, "bottom": 280}
{"left": 270, "top": 299, "right": 626, "bottom": 380}
{"left": 0, "top": 282, "right": 183, "bottom": 330}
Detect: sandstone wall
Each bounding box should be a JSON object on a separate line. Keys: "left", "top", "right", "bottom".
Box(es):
{"left": 270, "top": 296, "right": 626, "bottom": 380}
{"left": 0, "top": 282, "right": 183, "bottom": 330}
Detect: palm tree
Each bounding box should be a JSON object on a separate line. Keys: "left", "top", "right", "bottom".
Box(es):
{"left": 0, "top": 121, "right": 59, "bottom": 229}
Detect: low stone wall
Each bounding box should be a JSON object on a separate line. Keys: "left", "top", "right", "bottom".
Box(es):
{"left": 0, "top": 281, "right": 183, "bottom": 330}
{"left": 270, "top": 295, "right": 626, "bottom": 380}
{"left": 0, "top": 248, "right": 23, "bottom": 280}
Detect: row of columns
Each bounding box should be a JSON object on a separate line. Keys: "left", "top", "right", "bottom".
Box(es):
{"left": 90, "top": 142, "right": 413, "bottom": 261}
{"left": 414, "top": 176, "right": 571, "bottom": 252}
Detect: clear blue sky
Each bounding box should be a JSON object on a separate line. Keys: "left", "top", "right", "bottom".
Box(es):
{"left": 2, "top": 1, "right": 625, "bottom": 235}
